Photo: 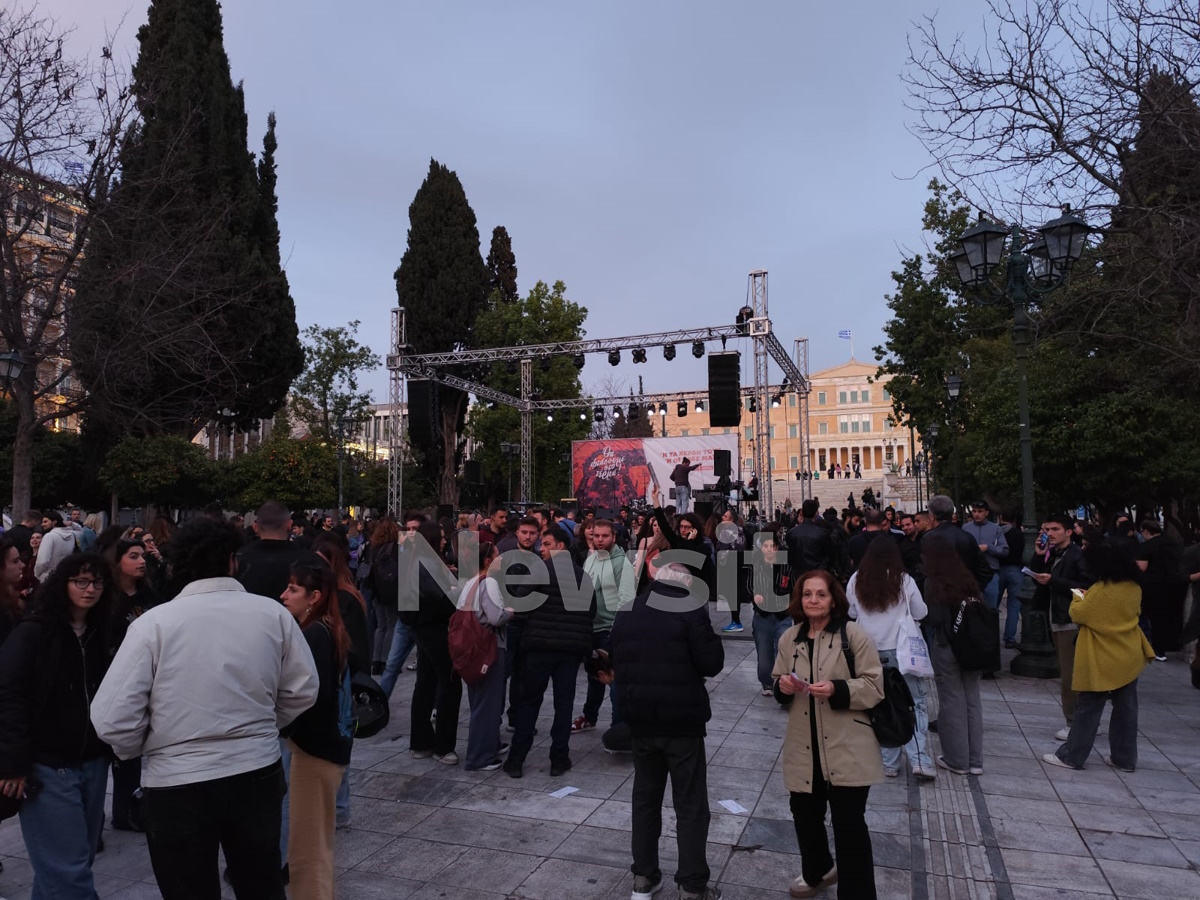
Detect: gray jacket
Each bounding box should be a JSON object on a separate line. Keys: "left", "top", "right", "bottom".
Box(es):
{"left": 961, "top": 520, "right": 1009, "bottom": 571}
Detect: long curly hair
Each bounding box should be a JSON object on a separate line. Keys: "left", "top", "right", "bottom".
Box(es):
{"left": 852, "top": 536, "right": 906, "bottom": 613}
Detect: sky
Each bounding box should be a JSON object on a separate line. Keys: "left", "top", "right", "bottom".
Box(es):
{"left": 52, "top": 0, "right": 991, "bottom": 403}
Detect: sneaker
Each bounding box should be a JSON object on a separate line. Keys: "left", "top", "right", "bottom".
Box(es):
{"left": 761, "top": 687, "right": 774, "bottom": 696}
{"left": 473, "top": 760, "right": 503, "bottom": 772}
{"left": 679, "top": 887, "right": 722, "bottom": 900}
{"left": 1054, "top": 727, "right": 1071, "bottom": 741}
{"left": 721, "top": 622, "right": 744, "bottom": 633}
{"left": 789, "top": 866, "right": 837, "bottom": 898}
{"left": 405, "top": 661, "right": 418, "bottom": 671}
{"left": 936, "top": 755, "right": 968, "bottom": 775}
{"left": 912, "top": 765, "right": 936, "bottom": 781}
{"left": 497, "top": 742, "right": 510, "bottom": 755}
{"left": 570, "top": 716, "right": 595, "bottom": 734}
{"left": 411, "top": 749, "right": 433, "bottom": 759}
{"left": 433, "top": 751, "right": 459, "bottom": 766}
{"left": 503, "top": 761, "right": 523, "bottom": 778}
{"left": 968, "top": 766, "right": 984, "bottom": 775}
{"left": 1042, "top": 752, "right": 1081, "bottom": 770}
{"left": 335, "top": 817, "right": 351, "bottom": 830}
{"left": 550, "top": 759, "right": 572, "bottom": 777}
{"left": 1104, "top": 755, "right": 1135, "bottom": 773}
{"left": 883, "top": 766, "right": 899, "bottom": 778}
{"left": 631, "top": 873, "right": 663, "bottom": 900}
{"left": 1154, "top": 654, "right": 1168, "bottom": 662}
{"left": 603, "top": 745, "right": 633, "bottom": 755}
{"left": 1004, "top": 639, "right": 1018, "bottom": 649}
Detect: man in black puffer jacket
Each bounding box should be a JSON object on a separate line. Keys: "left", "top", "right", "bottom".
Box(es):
{"left": 503, "top": 526, "right": 595, "bottom": 779}
{"left": 610, "top": 570, "right": 725, "bottom": 900}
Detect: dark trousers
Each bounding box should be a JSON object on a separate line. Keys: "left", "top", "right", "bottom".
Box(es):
{"left": 143, "top": 761, "right": 286, "bottom": 900}
{"left": 631, "top": 735, "right": 711, "bottom": 893}
{"left": 582, "top": 630, "right": 620, "bottom": 726}
{"left": 111, "top": 755, "right": 143, "bottom": 828}
{"left": 790, "top": 783, "right": 876, "bottom": 900}
{"left": 1056, "top": 679, "right": 1139, "bottom": 769}
{"left": 505, "top": 618, "right": 526, "bottom": 729}
{"left": 411, "top": 624, "right": 464, "bottom": 756}
{"left": 465, "top": 652, "right": 508, "bottom": 770}
{"left": 508, "top": 651, "right": 581, "bottom": 765}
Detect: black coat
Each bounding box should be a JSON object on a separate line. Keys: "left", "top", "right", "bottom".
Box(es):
{"left": 0, "top": 615, "right": 111, "bottom": 776}
{"left": 1031, "top": 543, "right": 1091, "bottom": 626}
{"left": 237, "top": 539, "right": 309, "bottom": 603}
{"left": 611, "top": 582, "right": 725, "bottom": 739}
{"left": 521, "top": 552, "right": 595, "bottom": 658}
{"left": 785, "top": 520, "right": 835, "bottom": 575}
{"left": 924, "top": 522, "right": 993, "bottom": 589}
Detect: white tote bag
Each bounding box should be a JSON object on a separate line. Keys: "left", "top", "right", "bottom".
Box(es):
{"left": 896, "top": 613, "right": 935, "bottom": 678}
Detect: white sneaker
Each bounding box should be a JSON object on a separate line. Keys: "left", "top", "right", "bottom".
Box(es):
{"left": 789, "top": 866, "right": 837, "bottom": 898}
{"left": 1054, "top": 727, "right": 1070, "bottom": 741}
{"left": 1042, "top": 752, "right": 1080, "bottom": 770}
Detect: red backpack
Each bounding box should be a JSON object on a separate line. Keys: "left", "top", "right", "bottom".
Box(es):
{"left": 448, "top": 579, "right": 499, "bottom": 685}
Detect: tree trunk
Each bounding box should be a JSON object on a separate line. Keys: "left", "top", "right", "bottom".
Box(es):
{"left": 10, "top": 371, "right": 38, "bottom": 514}
{"left": 439, "top": 395, "right": 462, "bottom": 505}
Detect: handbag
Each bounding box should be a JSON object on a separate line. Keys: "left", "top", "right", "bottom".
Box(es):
{"left": 896, "top": 612, "right": 935, "bottom": 679}
{"left": 947, "top": 597, "right": 1001, "bottom": 672}
{"left": 840, "top": 623, "right": 916, "bottom": 749}
{"left": 349, "top": 671, "right": 389, "bottom": 738}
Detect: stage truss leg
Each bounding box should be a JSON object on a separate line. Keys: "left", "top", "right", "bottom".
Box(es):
{"left": 749, "top": 271, "right": 772, "bottom": 519}
{"left": 386, "top": 307, "right": 407, "bottom": 517}
{"left": 795, "top": 337, "right": 811, "bottom": 501}
{"left": 520, "top": 358, "right": 532, "bottom": 503}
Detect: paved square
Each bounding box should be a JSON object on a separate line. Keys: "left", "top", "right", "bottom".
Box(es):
{"left": 1, "top": 617, "right": 1197, "bottom": 899}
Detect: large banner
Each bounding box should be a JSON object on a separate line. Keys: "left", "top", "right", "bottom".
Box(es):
{"left": 571, "top": 434, "right": 739, "bottom": 509}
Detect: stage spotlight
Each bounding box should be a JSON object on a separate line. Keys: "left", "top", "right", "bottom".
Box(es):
{"left": 540, "top": 357, "right": 552, "bottom": 372}
{"left": 695, "top": 399, "right": 705, "bottom": 412}
{"left": 573, "top": 354, "right": 585, "bottom": 370}
{"left": 677, "top": 401, "right": 688, "bottom": 417}
{"left": 771, "top": 395, "right": 781, "bottom": 408}
{"left": 629, "top": 404, "right": 640, "bottom": 420}
{"left": 546, "top": 413, "right": 554, "bottom": 422}
{"left": 593, "top": 407, "right": 604, "bottom": 421}
{"left": 692, "top": 341, "right": 705, "bottom": 359}
{"left": 663, "top": 344, "right": 676, "bottom": 361}
{"left": 613, "top": 406, "right": 623, "bottom": 419}
{"left": 608, "top": 350, "right": 620, "bottom": 366}
{"left": 632, "top": 348, "right": 647, "bottom": 364}
{"left": 658, "top": 403, "right": 667, "bottom": 416}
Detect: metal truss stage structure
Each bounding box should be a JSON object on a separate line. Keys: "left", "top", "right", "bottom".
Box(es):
{"left": 387, "top": 270, "right": 811, "bottom": 517}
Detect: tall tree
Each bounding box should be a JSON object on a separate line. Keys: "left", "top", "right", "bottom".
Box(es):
{"left": 469, "top": 280, "right": 589, "bottom": 500}
{"left": 0, "top": 6, "right": 136, "bottom": 511}
{"left": 486, "top": 225, "right": 518, "bottom": 304}
{"left": 71, "top": 0, "right": 302, "bottom": 438}
{"left": 394, "top": 159, "right": 488, "bottom": 503}
{"left": 289, "top": 320, "right": 381, "bottom": 441}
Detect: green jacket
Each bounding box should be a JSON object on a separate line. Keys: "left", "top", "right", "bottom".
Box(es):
{"left": 584, "top": 547, "right": 636, "bottom": 632}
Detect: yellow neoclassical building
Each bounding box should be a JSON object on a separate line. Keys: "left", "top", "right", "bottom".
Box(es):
{"left": 651, "top": 359, "right": 919, "bottom": 484}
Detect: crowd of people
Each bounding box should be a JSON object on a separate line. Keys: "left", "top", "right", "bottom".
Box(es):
{"left": 0, "top": 492, "right": 1194, "bottom": 900}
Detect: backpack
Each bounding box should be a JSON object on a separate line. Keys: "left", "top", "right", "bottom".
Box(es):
{"left": 946, "top": 598, "right": 1001, "bottom": 672}
{"left": 840, "top": 622, "right": 916, "bottom": 749}
{"left": 447, "top": 579, "right": 499, "bottom": 685}
{"left": 372, "top": 542, "right": 399, "bottom": 607}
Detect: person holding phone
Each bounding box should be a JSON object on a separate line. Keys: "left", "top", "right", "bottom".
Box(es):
{"left": 772, "top": 570, "right": 884, "bottom": 899}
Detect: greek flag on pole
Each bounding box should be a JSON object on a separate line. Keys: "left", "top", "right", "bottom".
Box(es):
{"left": 837, "top": 329, "right": 852, "bottom": 339}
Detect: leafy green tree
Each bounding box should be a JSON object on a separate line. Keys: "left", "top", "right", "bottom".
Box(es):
{"left": 289, "top": 320, "right": 381, "bottom": 441}
{"left": 470, "top": 280, "right": 590, "bottom": 501}
{"left": 71, "top": 0, "right": 302, "bottom": 438}
{"left": 486, "top": 226, "right": 519, "bottom": 304}
{"left": 394, "top": 159, "right": 488, "bottom": 503}
{"left": 226, "top": 434, "right": 336, "bottom": 511}
{"left": 100, "top": 434, "right": 218, "bottom": 510}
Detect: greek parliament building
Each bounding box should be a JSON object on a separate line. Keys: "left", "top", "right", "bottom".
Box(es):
{"left": 655, "top": 359, "right": 921, "bottom": 484}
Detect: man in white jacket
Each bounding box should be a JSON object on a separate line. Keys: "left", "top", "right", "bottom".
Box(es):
{"left": 33, "top": 511, "right": 76, "bottom": 581}
{"left": 91, "top": 517, "right": 318, "bottom": 900}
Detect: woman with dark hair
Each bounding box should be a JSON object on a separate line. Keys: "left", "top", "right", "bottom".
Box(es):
{"left": 0, "top": 553, "right": 114, "bottom": 897}
{"left": 463, "top": 542, "right": 514, "bottom": 770}
{"left": 1043, "top": 538, "right": 1154, "bottom": 772}
{"left": 368, "top": 518, "right": 401, "bottom": 675}
{"left": 106, "top": 538, "right": 159, "bottom": 831}
{"left": 407, "top": 520, "right": 464, "bottom": 764}
{"left": 922, "top": 541, "right": 985, "bottom": 776}
{"left": 570, "top": 520, "right": 594, "bottom": 567}
{"left": 749, "top": 531, "right": 792, "bottom": 695}
{"left": 0, "top": 537, "right": 26, "bottom": 647}
{"left": 772, "top": 569, "right": 883, "bottom": 899}
{"left": 633, "top": 514, "right": 669, "bottom": 593}
{"left": 18, "top": 532, "right": 41, "bottom": 602}
{"left": 847, "top": 537, "right": 933, "bottom": 779}
{"left": 279, "top": 555, "right": 352, "bottom": 900}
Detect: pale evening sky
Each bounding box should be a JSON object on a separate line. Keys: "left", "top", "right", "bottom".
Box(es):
{"left": 50, "top": 0, "right": 992, "bottom": 402}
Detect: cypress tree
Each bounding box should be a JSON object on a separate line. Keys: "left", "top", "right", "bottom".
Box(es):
{"left": 71, "top": 0, "right": 300, "bottom": 436}
{"left": 486, "top": 225, "right": 519, "bottom": 304}
{"left": 394, "top": 159, "right": 488, "bottom": 503}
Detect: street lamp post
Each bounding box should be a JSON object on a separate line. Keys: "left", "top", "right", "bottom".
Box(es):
{"left": 337, "top": 416, "right": 359, "bottom": 517}
{"left": 926, "top": 423, "right": 940, "bottom": 502}
{"left": 946, "top": 373, "right": 963, "bottom": 509}
{"left": 952, "top": 207, "right": 1091, "bottom": 678}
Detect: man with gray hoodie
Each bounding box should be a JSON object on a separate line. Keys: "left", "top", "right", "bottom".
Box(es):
{"left": 961, "top": 500, "right": 1009, "bottom": 610}
{"left": 34, "top": 511, "right": 77, "bottom": 581}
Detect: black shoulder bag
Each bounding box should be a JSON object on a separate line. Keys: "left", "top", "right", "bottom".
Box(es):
{"left": 840, "top": 622, "right": 916, "bottom": 749}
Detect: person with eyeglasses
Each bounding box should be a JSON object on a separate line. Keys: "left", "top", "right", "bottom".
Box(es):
{"left": 0, "top": 553, "right": 116, "bottom": 898}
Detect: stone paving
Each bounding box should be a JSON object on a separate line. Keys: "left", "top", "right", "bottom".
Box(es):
{"left": 0, "top": 614, "right": 1198, "bottom": 900}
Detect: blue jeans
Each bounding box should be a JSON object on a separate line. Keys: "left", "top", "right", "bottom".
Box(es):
{"left": 380, "top": 618, "right": 417, "bottom": 697}
{"left": 982, "top": 572, "right": 1000, "bottom": 610}
{"left": 336, "top": 760, "right": 350, "bottom": 826}
{"left": 877, "top": 650, "right": 932, "bottom": 772}
{"left": 997, "top": 565, "right": 1024, "bottom": 643}
{"left": 508, "top": 651, "right": 582, "bottom": 766}
{"left": 752, "top": 613, "right": 792, "bottom": 690}
{"left": 675, "top": 484, "right": 691, "bottom": 513}
{"left": 19, "top": 758, "right": 108, "bottom": 900}
{"left": 279, "top": 739, "right": 291, "bottom": 861}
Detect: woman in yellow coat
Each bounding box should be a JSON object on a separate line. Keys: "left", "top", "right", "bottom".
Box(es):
{"left": 772, "top": 570, "right": 884, "bottom": 899}
{"left": 1043, "top": 537, "right": 1154, "bottom": 772}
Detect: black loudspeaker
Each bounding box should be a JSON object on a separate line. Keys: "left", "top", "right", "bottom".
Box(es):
{"left": 407, "top": 379, "right": 436, "bottom": 447}
{"left": 713, "top": 449, "right": 732, "bottom": 477}
{"left": 694, "top": 501, "right": 714, "bottom": 520}
{"left": 707, "top": 352, "right": 741, "bottom": 427}
{"left": 464, "top": 459, "right": 483, "bottom": 484}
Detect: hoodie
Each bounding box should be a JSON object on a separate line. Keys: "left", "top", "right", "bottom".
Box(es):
{"left": 34, "top": 527, "right": 77, "bottom": 582}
